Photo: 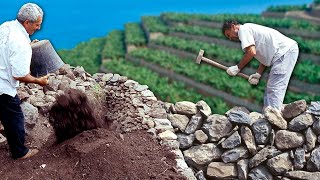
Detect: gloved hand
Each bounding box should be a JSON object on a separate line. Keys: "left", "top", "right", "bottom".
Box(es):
{"left": 226, "top": 65, "right": 240, "bottom": 76}
{"left": 30, "top": 39, "right": 39, "bottom": 44}
{"left": 248, "top": 72, "right": 261, "bottom": 85}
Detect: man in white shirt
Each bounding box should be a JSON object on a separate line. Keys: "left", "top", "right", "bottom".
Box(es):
{"left": 222, "top": 20, "right": 299, "bottom": 121}
{"left": 0, "top": 3, "right": 49, "bottom": 159}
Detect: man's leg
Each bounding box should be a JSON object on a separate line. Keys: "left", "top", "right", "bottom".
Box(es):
{"left": 0, "top": 94, "right": 28, "bottom": 159}
{"left": 264, "top": 44, "right": 299, "bottom": 110}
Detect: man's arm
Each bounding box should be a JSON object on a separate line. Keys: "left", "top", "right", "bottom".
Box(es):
{"left": 14, "top": 74, "right": 49, "bottom": 86}
{"left": 256, "top": 63, "right": 266, "bottom": 75}
{"left": 237, "top": 45, "right": 256, "bottom": 70}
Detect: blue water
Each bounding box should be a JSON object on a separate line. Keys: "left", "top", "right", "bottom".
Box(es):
{"left": 1, "top": 0, "right": 312, "bottom": 49}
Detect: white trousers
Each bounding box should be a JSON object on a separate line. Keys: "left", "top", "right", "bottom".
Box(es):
{"left": 264, "top": 44, "right": 299, "bottom": 110}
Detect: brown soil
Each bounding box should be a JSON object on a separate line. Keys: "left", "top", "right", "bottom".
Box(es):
{"left": 0, "top": 128, "right": 187, "bottom": 180}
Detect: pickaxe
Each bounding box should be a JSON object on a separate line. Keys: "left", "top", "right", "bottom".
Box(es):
{"left": 196, "top": 49, "right": 249, "bottom": 79}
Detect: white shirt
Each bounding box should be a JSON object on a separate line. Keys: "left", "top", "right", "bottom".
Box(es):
{"left": 0, "top": 20, "right": 31, "bottom": 97}
{"left": 238, "top": 23, "right": 297, "bottom": 66}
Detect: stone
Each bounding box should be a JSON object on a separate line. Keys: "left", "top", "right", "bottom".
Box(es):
{"left": 275, "top": 130, "right": 305, "bottom": 150}
{"left": 207, "top": 162, "right": 237, "bottom": 179}
{"left": 282, "top": 100, "right": 307, "bottom": 119}
{"left": 227, "top": 110, "right": 252, "bottom": 126}
{"left": 288, "top": 113, "right": 314, "bottom": 131}
{"left": 194, "top": 130, "right": 208, "bottom": 144}
{"left": 285, "top": 171, "right": 320, "bottom": 180}
{"left": 202, "top": 114, "right": 233, "bottom": 142}
{"left": 252, "top": 119, "right": 272, "bottom": 145}
{"left": 264, "top": 106, "right": 287, "bottom": 129}
{"left": 294, "top": 147, "right": 306, "bottom": 170}
{"left": 196, "top": 100, "right": 212, "bottom": 118}
{"left": 305, "top": 127, "right": 317, "bottom": 152}
{"left": 167, "top": 114, "right": 189, "bottom": 132}
{"left": 249, "top": 146, "right": 281, "bottom": 168}
{"left": 267, "top": 152, "right": 293, "bottom": 175}
{"left": 185, "top": 113, "right": 203, "bottom": 134}
{"left": 221, "top": 131, "right": 241, "bottom": 149}
{"left": 248, "top": 166, "right": 273, "bottom": 180}
{"left": 237, "top": 159, "right": 249, "bottom": 180}
{"left": 174, "top": 101, "right": 197, "bottom": 116}
{"left": 306, "top": 146, "right": 320, "bottom": 171}
{"left": 240, "top": 126, "right": 257, "bottom": 155}
{"left": 176, "top": 133, "right": 195, "bottom": 149}
{"left": 221, "top": 146, "right": 249, "bottom": 163}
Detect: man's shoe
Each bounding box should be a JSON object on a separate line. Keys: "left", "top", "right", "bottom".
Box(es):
{"left": 18, "top": 149, "right": 39, "bottom": 160}
{"left": 264, "top": 106, "right": 287, "bottom": 129}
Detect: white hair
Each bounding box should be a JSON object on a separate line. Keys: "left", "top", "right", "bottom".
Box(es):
{"left": 17, "top": 3, "right": 43, "bottom": 23}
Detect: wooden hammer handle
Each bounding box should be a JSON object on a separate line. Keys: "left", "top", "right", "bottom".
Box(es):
{"left": 202, "top": 57, "right": 249, "bottom": 80}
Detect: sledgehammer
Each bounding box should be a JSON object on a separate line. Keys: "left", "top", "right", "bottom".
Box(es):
{"left": 196, "top": 49, "right": 249, "bottom": 79}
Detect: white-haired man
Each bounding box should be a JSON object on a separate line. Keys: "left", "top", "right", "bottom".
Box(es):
{"left": 0, "top": 3, "right": 49, "bottom": 159}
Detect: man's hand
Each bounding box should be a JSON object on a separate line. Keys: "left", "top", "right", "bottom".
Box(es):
{"left": 226, "top": 65, "right": 240, "bottom": 76}
{"left": 36, "top": 75, "right": 49, "bottom": 86}
{"left": 248, "top": 72, "right": 261, "bottom": 85}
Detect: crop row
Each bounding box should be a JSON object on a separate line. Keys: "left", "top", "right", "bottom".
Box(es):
{"left": 160, "top": 12, "right": 320, "bottom": 31}
{"left": 170, "top": 24, "right": 320, "bottom": 56}
{"left": 151, "top": 36, "right": 320, "bottom": 84}
{"left": 103, "top": 58, "right": 230, "bottom": 114}
{"left": 125, "top": 23, "right": 147, "bottom": 46}
{"left": 102, "top": 30, "right": 126, "bottom": 60}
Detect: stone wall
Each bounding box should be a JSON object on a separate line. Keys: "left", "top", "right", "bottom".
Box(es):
{"left": 1, "top": 64, "right": 319, "bottom": 179}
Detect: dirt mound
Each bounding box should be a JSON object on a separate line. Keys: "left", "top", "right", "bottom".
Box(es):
{"left": 0, "top": 128, "right": 187, "bottom": 180}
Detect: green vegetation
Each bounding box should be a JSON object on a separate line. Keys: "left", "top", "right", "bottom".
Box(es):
{"left": 141, "top": 16, "right": 169, "bottom": 33}
{"left": 104, "top": 58, "right": 230, "bottom": 114}
{"left": 266, "top": 5, "right": 308, "bottom": 12}
{"left": 58, "top": 37, "right": 105, "bottom": 74}
{"left": 102, "top": 30, "right": 126, "bottom": 59}
{"left": 125, "top": 23, "right": 147, "bottom": 46}
{"left": 161, "top": 12, "right": 320, "bottom": 31}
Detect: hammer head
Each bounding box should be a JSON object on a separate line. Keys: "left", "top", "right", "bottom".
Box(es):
{"left": 196, "top": 49, "right": 204, "bottom": 64}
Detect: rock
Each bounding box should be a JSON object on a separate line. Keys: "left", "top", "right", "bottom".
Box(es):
{"left": 196, "top": 100, "right": 211, "bottom": 118}
{"left": 158, "top": 130, "right": 177, "bottom": 141}
{"left": 221, "top": 146, "right": 249, "bottom": 163}
{"left": 252, "top": 118, "right": 272, "bottom": 145}
{"left": 266, "top": 152, "right": 293, "bottom": 175}
{"left": 227, "top": 110, "right": 252, "bottom": 126}
{"left": 221, "top": 131, "right": 241, "bottom": 149}
{"left": 167, "top": 114, "right": 189, "bottom": 132}
{"left": 275, "top": 130, "right": 305, "bottom": 150}
{"left": 176, "top": 133, "right": 195, "bottom": 149}
{"left": 207, "top": 162, "right": 237, "bottom": 179}
{"left": 225, "top": 106, "right": 250, "bottom": 116}
{"left": 174, "top": 101, "right": 197, "bottom": 116}
{"left": 306, "top": 101, "right": 320, "bottom": 116}
{"left": 288, "top": 113, "right": 314, "bottom": 131}
{"left": 240, "top": 126, "right": 257, "bottom": 155}
{"left": 306, "top": 146, "right": 320, "bottom": 171}
{"left": 312, "top": 119, "right": 320, "bottom": 135}
{"left": 248, "top": 166, "right": 273, "bottom": 180}
{"left": 265, "top": 106, "right": 287, "bottom": 129}
{"left": 194, "top": 170, "right": 206, "bottom": 180}
{"left": 21, "top": 102, "right": 38, "bottom": 130}
{"left": 285, "top": 171, "right": 320, "bottom": 180}
{"left": 202, "top": 114, "right": 233, "bottom": 142}
{"left": 194, "top": 130, "right": 208, "bottom": 144}
{"left": 237, "top": 159, "right": 249, "bottom": 180}
{"left": 282, "top": 100, "right": 307, "bottom": 119}
{"left": 249, "top": 146, "right": 281, "bottom": 168}
{"left": 185, "top": 113, "right": 203, "bottom": 134}
{"left": 305, "top": 127, "right": 317, "bottom": 152}
{"left": 183, "top": 143, "right": 222, "bottom": 168}
{"left": 294, "top": 147, "right": 306, "bottom": 170}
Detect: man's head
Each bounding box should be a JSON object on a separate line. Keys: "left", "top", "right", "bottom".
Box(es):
{"left": 17, "top": 3, "right": 43, "bottom": 35}
{"left": 222, "top": 20, "right": 240, "bottom": 41}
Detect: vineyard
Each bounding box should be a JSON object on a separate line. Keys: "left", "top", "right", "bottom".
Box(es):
{"left": 58, "top": 5, "right": 320, "bottom": 114}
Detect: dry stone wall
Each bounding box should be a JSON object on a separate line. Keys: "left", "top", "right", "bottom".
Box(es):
{"left": 1, "top": 64, "right": 320, "bottom": 179}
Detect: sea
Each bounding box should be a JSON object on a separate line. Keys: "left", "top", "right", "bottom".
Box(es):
{"left": 1, "top": 0, "right": 312, "bottom": 50}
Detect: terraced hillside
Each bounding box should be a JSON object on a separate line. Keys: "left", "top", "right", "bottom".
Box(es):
{"left": 58, "top": 12, "right": 320, "bottom": 114}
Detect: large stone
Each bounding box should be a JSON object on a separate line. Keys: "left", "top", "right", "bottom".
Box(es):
{"left": 174, "top": 101, "right": 197, "bottom": 116}
{"left": 282, "top": 100, "right": 307, "bottom": 119}
{"left": 194, "top": 130, "right": 208, "bottom": 144}
{"left": 285, "top": 171, "right": 320, "bottom": 180}
{"left": 183, "top": 143, "right": 222, "bottom": 168}
{"left": 237, "top": 159, "right": 249, "bottom": 180}
{"left": 207, "top": 162, "right": 237, "bottom": 179}
{"left": 275, "top": 130, "right": 305, "bottom": 150}
{"left": 252, "top": 119, "right": 272, "bottom": 145}
{"left": 202, "top": 114, "right": 233, "bottom": 142}
{"left": 227, "top": 110, "right": 252, "bottom": 126}
{"left": 196, "top": 100, "right": 212, "bottom": 118}
{"left": 221, "top": 131, "right": 241, "bottom": 149}
{"left": 307, "top": 146, "right": 320, "bottom": 171}
{"left": 288, "top": 113, "right": 314, "bottom": 131}
{"left": 264, "top": 107, "right": 287, "bottom": 129}
{"left": 248, "top": 166, "right": 273, "bottom": 180}
{"left": 167, "top": 114, "right": 189, "bottom": 132}
{"left": 294, "top": 147, "right": 306, "bottom": 170}
{"left": 305, "top": 127, "right": 317, "bottom": 152}
{"left": 312, "top": 119, "right": 320, "bottom": 135}
{"left": 249, "top": 146, "right": 281, "bottom": 168}
{"left": 21, "top": 102, "right": 38, "bottom": 130}
{"left": 185, "top": 113, "right": 203, "bottom": 134}
{"left": 176, "top": 133, "right": 195, "bottom": 149}
{"left": 240, "top": 126, "right": 257, "bottom": 155}
{"left": 267, "top": 152, "right": 293, "bottom": 175}
{"left": 221, "top": 146, "right": 249, "bottom": 163}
